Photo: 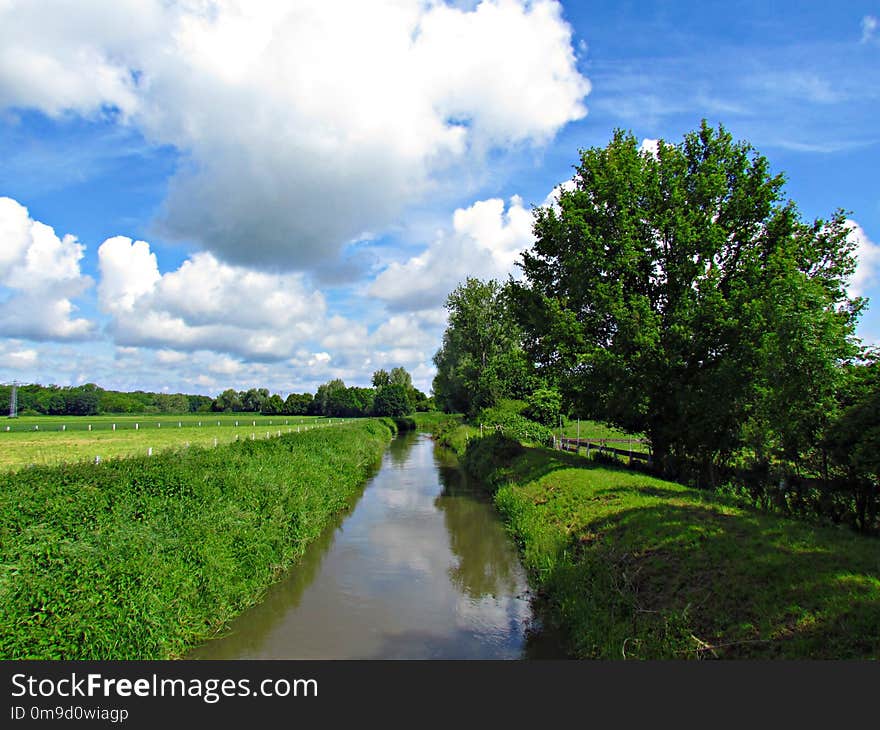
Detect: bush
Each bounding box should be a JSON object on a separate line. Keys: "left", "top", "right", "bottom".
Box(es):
{"left": 523, "top": 388, "right": 562, "bottom": 426}
{"left": 476, "top": 400, "right": 552, "bottom": 446}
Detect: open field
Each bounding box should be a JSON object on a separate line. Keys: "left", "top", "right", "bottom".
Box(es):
{"left": 462, "top": 434, "right": 880, "bottom": 659}
{"left": 0, "top": 415, "right": 346, "bottom": 471}
{"left": 0, "top": 418, "right": 396, "bottom": 659}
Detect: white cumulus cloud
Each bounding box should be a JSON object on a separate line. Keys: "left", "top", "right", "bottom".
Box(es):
{"left": 639, "top": 138, "right": 660, "bottom": 157}
{"left": 0, "top": 196, "right": 94, "bottom": 341}
{"left": 97, "top": 236, "right": 327, "bottom": 360}
{"left": 370, "top": 195, "right": 535, "bottom": 311}
{"left": 847, "top": 219, "right": 880, "bottom": 299}
{"left": 0, "top": 0, "right": 590, "bottom": 274}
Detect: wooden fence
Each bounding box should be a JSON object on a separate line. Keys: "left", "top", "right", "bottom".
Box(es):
{"left": 557, "top": 437, "right": 652, "bottom": 466}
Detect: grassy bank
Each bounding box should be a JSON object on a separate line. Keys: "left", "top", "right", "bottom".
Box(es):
{"left": 0, "top": 418, "right": 394, "bottom": 659}
{"left": 462, "top": 434, "right": 880, "bottom": 659}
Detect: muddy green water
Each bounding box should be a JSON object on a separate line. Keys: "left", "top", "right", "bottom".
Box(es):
{"left": 188, "top": 431, "right": 565, "bottom": 659}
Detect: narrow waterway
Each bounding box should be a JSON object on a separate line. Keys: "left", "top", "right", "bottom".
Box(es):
{"left": 188, "top": 431, "right": 565, "bottom": 659}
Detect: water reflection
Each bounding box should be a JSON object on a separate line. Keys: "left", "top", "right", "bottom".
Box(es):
{"left": 434, "top": 459, "right": 519, "bottom": 601}
{"left": 188, "top": 431, "right": 565, "bottom": 659}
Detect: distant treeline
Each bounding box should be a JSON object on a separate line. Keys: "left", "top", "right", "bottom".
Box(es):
{"left": 2, "top": 383, "right": 213, "bottom": 416}
{"left": 213, "top": 367, "right": 433, "bottom": 417}
{"left": 2, "top": 366, "right": 432, "bottom": 419}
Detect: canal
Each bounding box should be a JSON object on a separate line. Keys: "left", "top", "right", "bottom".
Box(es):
{"left": 188, "top": 430, "right": 564, "bottom": 659}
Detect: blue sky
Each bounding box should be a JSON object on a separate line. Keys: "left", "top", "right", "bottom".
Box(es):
{"left": 0, "top": 0, "right": 878, "bottom": 396}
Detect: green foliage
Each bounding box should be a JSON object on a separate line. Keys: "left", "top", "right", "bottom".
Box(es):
{"left": 417, "top": 413, "right": 476, "bottom": 456}
{"left": 211, "top": 389, "right": 242, "bottom": 413}
{"left": 314, "top": 379, "right": 346, "bottom": 415}
{"left": 0, "top": 383, "right": 216, "bottom": 416}
{"left": 326, "top": 386, "right": 375, "bottom": 417}
{"left": 433, "top": 278, "right": 540, "bottom": 415}
{"left": 822, "top": 358, "right": 880, "bottom": 531}
{"left": 476, "top": 400, "right": 553, "bottom": 446}
{"left": 389, "top": 366, "right": 412, "bottom": 390}
{"left": 372, "top": 383, "right": 413, "bottom": 417}
{"left": 241, "top": 388, "right": 269, "bottom": 413}
{"left": 512, "top": 121, "right": 861, "bottom": 478}
{"left": 523, "top": 387, "right": 562, "bottom": 427}
{"left": 261, "top": 394, "right": 285, "bottom": 415}
{"left": 283, "top": 392, "right": 313, "bottom": 415}
{"left": 0, "top": 419, "right": 394, "bottom": 659}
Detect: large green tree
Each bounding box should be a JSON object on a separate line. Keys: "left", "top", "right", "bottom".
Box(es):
{"left": 372, "top": 383, "right": 413, "bottom": 417}
{"left": 512, "top": 122, "right": 862, "bottom": 477}
{"left": 433, "top": 277, "right": 539, "bottom": 414}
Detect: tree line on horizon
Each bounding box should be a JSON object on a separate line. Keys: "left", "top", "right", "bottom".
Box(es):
{"left": 432, "top": 121, "right": 879, "bottom": 533}
{"left": 2, "top": 366, "right": 431, "bottom": 420}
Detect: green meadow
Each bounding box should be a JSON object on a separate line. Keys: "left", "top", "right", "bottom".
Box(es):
{"left": 0, "top": 414, "right": 341, "bottom": 471}
{"left": 0, "top": 418, "right": 394, "bottom": 659}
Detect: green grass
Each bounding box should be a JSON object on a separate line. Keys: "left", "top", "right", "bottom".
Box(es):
{"left": 0, "top": 418, "right": 394, "bottom": 659}
{"left": 463, "top": 435, "right": 880, "bottom": 659}
{"left": 0, "top": 415, "right": 345, "bottom": 472}
{"left": 413, "top": 412, "right": 477, "bottom": 454}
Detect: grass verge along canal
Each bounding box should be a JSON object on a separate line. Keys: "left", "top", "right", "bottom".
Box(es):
{"left": 0, "top": 419, "right": 393, "bottom": 659}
